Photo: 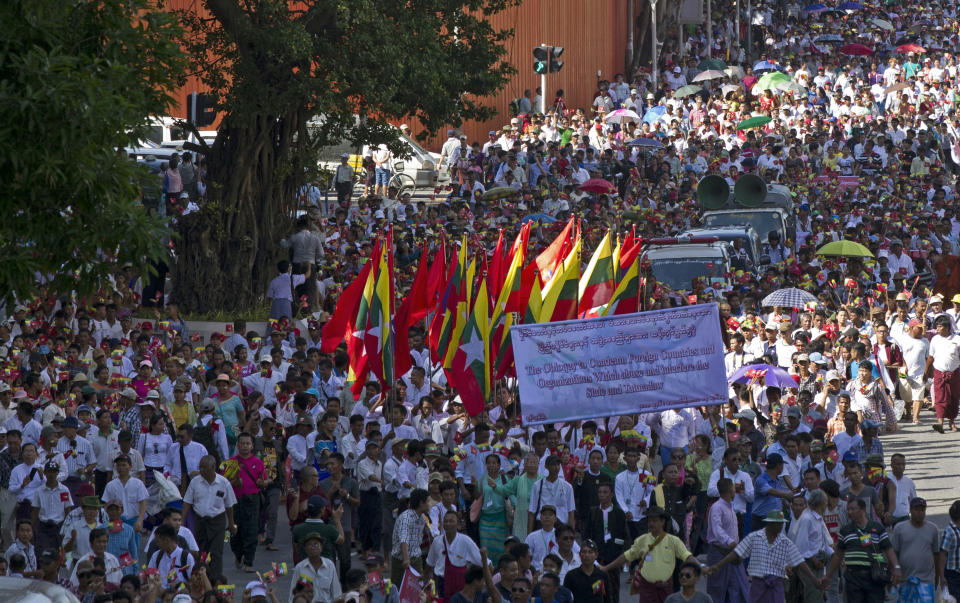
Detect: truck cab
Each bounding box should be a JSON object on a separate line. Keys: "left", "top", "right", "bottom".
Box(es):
{"left": 698, "top": 175, "right": 796, "bottom": 243}
{"left": 641, "top": 237, "right": 734, "bottom": 293}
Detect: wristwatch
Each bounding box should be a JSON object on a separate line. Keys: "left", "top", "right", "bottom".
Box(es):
{"left": 894, "top": 564, "right": 901, "bottom": 569}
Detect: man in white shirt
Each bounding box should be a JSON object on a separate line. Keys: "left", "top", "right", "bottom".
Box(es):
{"left": 182, "top": 455, "right": 237, "bottom": 578}
{"left": 927, "top": 314, "right": 960, "bottom": 433}
{"left": 898, "top": 319, "right": 930, "bottom": 423}
{"left": 648, "top": 408, "right": 696, "bottom": 468}
{"left": 402, "top": 367, "right": 432, "bottom": 408}
{"left": 146, "top": 524, "right": 195, "bottom": 588}
{"left": 789, "top": 489, "right": 833, "bottom": 601}
{"left": 289, "top": 532, "right": 341, "bottom": 603}
{"left": 527, "top": 456, "right": 575, "bottom": 531}
{"left": 525, "top": 505, "right": 562, "bottom": 573}
{"left": 707, "top": 446, "right": 756, "bottom": 519}
{"left": 68, "top": 528, "right": 122, "bottom": 587}
{"left": 424, "top": 511, "right": 485, "bottom": 598}
{"left": 887, "top": 453, "right": 916, "bottom": 523}
{"left": 614, "top": 447, "right": 654, "bottom": 542}
{"left": 164, "top": 424, "right": 208, "bottom": 492}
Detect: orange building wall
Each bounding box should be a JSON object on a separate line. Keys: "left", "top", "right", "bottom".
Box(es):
{"left": 162, "top": 0, "right": 633, "bottom": 150}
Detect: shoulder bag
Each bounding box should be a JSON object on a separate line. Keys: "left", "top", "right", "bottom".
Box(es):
{"left": 629, "top": 533, "right": 668, "bottom": 594}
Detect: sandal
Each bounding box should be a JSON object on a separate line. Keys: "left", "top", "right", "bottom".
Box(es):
{"left": 265, "top": 544, "right": 278, "bottom": 551}
{"left": 933, "top": 424, "right": 945, "bottom": 434}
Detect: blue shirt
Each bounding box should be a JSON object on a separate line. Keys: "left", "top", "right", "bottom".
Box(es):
{"left": 753, "top": 472, "right": 788, "bottom": 517}
{"left": 100, "top": 522, "right": 138, "bottom": 576}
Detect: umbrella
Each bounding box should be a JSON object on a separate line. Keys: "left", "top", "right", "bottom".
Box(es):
{"left": 816, "top": 240, "right": 874, "bottom": 258}
{"left": 803, "top": 3, "right": 828, "bottom": 11}
{"left": 693, "top": 69, "right": 725, "bottom": 82}
{"left": 840, "top": 43, "right": 873, "bottom": 55}
{"left": 724, "top": 65, "right": 746, "bottom": 80}
{"left": 884, "top": 81, "right": 912, "bottom": 94}
{"left": 838, "top": 1, "right": 862, "bottom": 9}
{"left": 603, "top": 108, "right": 642, "bottom": 125}
{"left": 673, "top": 84, "right": 703, "bottom": 98}
{"left": 627, "top": 137, "right": 663, "bottom": 149}
{"left": 814, "top": 34, "right": 844, "bottom": 44}
{"left": 481, "top": 186, "right": 518, "bottom": 200}
{"left": 753, "top": 60, "right": 783, "bottom": 74}
{"left": 720, "top": 83, "right": 741, "bottom": 96}
{"left": 737, "top": 115, "right": 772, "bottom": 130}
{"left": 776, "top": 80, "right": 807, "bottom": 95}
{"left": 521, "top": 213, "right": 557, "bottom": 225}
{"left": 752, "top": 71, "right": 792, "bottom": 93}
{"left": 642, "top": 106, "right": 666, "bottom": 124}
{"left": 727, "top": 363, "right": 799, "bottom": 389}
{"left": 871, "top": 17, "right": 894, "bottom": 30}
{"left": 698, "top": 58, "right": 727, "bottom": 70}
{"left": 579, "top": 178, "right": 617, "bottom": 194}
{"left": 761, "top": 287, "right": 818, "bottom": 308}
{"left": 895, "top": 43, "right": 926, "bottom": 53}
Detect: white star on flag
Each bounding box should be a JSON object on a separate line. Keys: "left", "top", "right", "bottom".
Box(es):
{"left": 459, "top": 326, "right": 484, "bottom": 367}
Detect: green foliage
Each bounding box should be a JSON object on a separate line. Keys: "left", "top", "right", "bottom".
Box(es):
{"left": 181, "top": 0, "right": 518, "bottom": 161}
{"left": 0, "top": 0, "right": 188, "bottom": 301}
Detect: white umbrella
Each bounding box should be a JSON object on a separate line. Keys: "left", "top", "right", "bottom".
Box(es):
{"left": 693, "top": 69, "right": 726, "bottom": 82}
{"left": 871, "top": 17, "right": 894, "bottom": 30}
{"left": 720, "top": 83, "right": 741, "bottom": 96}
{"left": 724, "top": 65, "right": 746, "bottom": 80}
{"left": 603, "top": 108, "right": 641, "bottom": 125}
{"left": 776, "top": 80, "right": 806, "bottom": 94}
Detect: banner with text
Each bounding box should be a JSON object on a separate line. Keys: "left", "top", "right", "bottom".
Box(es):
{"left": 512, "top": 304, "right": 727, "bottom": 425}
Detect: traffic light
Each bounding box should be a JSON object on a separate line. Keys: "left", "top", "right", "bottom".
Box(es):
{"left": 186, "top": 92, "right": 216, "bottom": 127}
{"left": 549, "top": 46, "right": 564, "bottom": 73}
{"left": 533, "top": 46, "right": 549, "bottom": 74}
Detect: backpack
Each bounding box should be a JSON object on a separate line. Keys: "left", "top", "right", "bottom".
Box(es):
{"left": 194, "top": 419, "right": 221, "bottom": 464}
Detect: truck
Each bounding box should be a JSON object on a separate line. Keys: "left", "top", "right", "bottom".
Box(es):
{"left": 641, "top": 236, "right": 734, "bottom": 293}
{"left": 697, "top": 173, "right": 796, "bottom": 244}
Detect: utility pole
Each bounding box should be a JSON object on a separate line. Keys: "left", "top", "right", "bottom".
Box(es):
{"left": 746, "top": 0, "right": 753, "bottom": 62}
{"left": 627, "top": 0, "right": 635, "bottom": 70}
{"left": 650, "top": 0, "right": 658, "bottom": 87}
{"left": 707, "top": 0, "right": 712, "bottom": 57}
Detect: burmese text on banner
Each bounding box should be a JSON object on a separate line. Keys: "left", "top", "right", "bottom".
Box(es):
{"left": 511, "top": 303, "right": 728, "bottom": 425}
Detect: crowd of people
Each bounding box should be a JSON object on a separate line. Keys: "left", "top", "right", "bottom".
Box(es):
{"left": 8, "top": 0, "right": 960, "bottom": 603}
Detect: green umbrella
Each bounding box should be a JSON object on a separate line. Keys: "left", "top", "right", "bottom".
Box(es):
{"left": 482, "top": 186, "right": 518, "bottom": 200}
{"left": 699, "top": 58, "right": 727, "bottom": 70}
{"left": 736, "top": 115, "right": 772, "bottom": 130}
{"left": 816, "top": 240, "right": 874, "bottom": 258}
{"left": 673, "top": 84, "right": 703, "bottom": 98}
{"left": 752, "top": 71, "right": 792, "bottom": 93}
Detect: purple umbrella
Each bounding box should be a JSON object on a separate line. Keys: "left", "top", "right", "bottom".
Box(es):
{"left": 727, "top": 363, "right": 799, "bottom": 388}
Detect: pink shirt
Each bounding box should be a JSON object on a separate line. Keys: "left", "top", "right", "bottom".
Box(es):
{"left": 232, "top": 454, "right": 265, "bottom": 498}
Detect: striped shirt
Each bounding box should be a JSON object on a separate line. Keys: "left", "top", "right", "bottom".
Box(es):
{"left": 55, "top": 436, "right": 96, "bottom": 477}
{"left": 941, "top": 523, "right": 960, "bottom": 571}
{"left": 836, "top": 520, "right": 891, "bottom": 572}
{"left": 734, "top": 529, "right": 805, "bottom": 578}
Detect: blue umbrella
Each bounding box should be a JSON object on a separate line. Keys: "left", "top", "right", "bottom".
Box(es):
{"left": 521, "top": 213, "right": 558, "bottom": 224}
{"left": 838, "top": 1, "right": 862, "bottom": 9}
{"left": 753, "top": 61, "right": 784, "bottom": 74}
{"left": 627, "top": 137, "right": 663, "bottom": 148}
{"left": 803, "top": 3, "right": 828, "bottom": 11}
{"left": 642, "top": 106, "right": 666, "bottom": 124}
{"left": 727, "top": 363, "right": 798, "bottom": 388}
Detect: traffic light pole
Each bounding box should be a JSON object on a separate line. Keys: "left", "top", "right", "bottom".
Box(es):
{"left": 540, "top": 68, "right": 546, "bottom": 113}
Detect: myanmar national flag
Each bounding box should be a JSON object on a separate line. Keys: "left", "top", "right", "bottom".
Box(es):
{"left": 534, "top": 217, "right": 574, "bottom": 283}
{"left": 601, "top": 257, "right": 641, "bottom": 316}
{"left": 431, "top": 236, "right": 467, "bottom": 364}
{"left": 364, "top": 236, "right": 394, "bottom": 387}
{"left": 347, "top": 253, "right": 377, "bottom": 396}
{"left": 539, "top": 237, "right": 581, "bottom": 322}
{"left": 490, "top": 224, "right": 529, "bottom": 379}
{"left": 451, "top": 279, "right": 490, "bottom": 417}
{"left": 578, "top": 231, "right": 615, "bottom": 317}
{"left": 321, "top": 239, "right": 379, "bottom": 354}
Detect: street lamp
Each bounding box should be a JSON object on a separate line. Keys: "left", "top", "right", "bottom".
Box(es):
{"left": 650, "top": 0, "right": 658, "bottom": 87}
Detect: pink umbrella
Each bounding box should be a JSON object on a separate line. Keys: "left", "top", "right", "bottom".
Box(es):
{"left": 895, "top": 43, "right": 926, "bottom": 53}
{"left": 579, "top": 178, "right": 617, "bottom": 194}
{"left": 840, "top": 43, "right": 873, "bottom": 56}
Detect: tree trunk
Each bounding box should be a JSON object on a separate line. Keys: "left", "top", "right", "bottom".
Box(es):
{"left": 170, "top": 109, "right": 309, "bottom": 313}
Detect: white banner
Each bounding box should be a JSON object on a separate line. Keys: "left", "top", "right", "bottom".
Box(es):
{"left": 511, "top": 304, "right": 728, "bottom": 425}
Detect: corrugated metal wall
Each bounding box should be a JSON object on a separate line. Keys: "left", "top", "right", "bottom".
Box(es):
{"left": 161, "top": 0, "right": 633, "bottom": 150}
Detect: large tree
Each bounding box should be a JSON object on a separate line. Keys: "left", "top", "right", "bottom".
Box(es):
{"left": 0, "top": 0, "right": 187, "bottom": 301}
{"left": 172, "top": 0, "right": 517, "bottom": 313}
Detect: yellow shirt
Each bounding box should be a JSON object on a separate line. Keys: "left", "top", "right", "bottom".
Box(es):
{"left": 171, "top": 401, "right": 191, "bottom": 429}
{"left": 623, "top": 532, "right": 691, "bottom": 583}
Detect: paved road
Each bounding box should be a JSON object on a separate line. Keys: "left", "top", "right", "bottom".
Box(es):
{"left": 216, "top": 412, "right": 960, "bottom": 599}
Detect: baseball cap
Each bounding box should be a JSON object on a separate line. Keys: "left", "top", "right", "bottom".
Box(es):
{"left": 199, "top": 398, "right": 216, "bottom": 411}
{"left": 825, "top": 370, "right": 841, "bottom": 382}
{"left": 766, "top": 453, "right": 783, "bottom": 465}
{"left": 307, "top": 495, "right": 327, "bottom": 514}
{"left": 62, "top": 416, "right": 80, "bottom": 429}
{"left": 245, "top": 581, "right": 268, "bottom": 598}
{"left": 340, "top": 152, "right": 349, "bottom": 159}
{"left": 735, "top": 408, "right": 757, "bottom": 422}
{"left": 364, "top": 552, "right": 385, "bottom": 566}
{"left": 139, "top": 360, "right": 152, "bottom": 368}
{"left": 785, "top": 406, "right": 801, "bottom": 418}
{"left": 908, "top": 318, "right": 922, "bottom": 328}
{"left": 119, "top": 387, "right": 137, "bottom": 399}
{"left": 44, "top": 460, "right": 60, "bottom": 472}
{"left": 842, "top": 450, "right": 859, "bottom": 463}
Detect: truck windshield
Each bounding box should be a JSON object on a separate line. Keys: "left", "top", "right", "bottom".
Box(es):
{"left": 703, "top": 211, "right": 782, "bottom": 240}
{"left": 649, "top": 257, "right": 726, "bottom": 291}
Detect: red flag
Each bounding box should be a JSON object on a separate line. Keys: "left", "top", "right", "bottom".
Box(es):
{"left": 488, "top": 231, "right": 507, "bottom": 302}
{"left": 320, "top": 239, "right": 380, "bottom": 353}
{"left": 394, "top": 242, "right": 431, "bottom": 378}
{"left": 534, "top": 217, "right": 574, "bottom": 283}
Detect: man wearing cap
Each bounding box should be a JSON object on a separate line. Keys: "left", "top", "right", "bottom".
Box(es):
{"left": 289, "top": 531, "right": 342, "bottom": 603}
{"left": 926, "top": 314, "right": 960, "bottom": 433}
{"left": 707, "top": 509, "right": 818, "bottom": 602}
{"left": 30, "top": 459, "right": 73, "bottom": 554}
{"left": 182, "top": 455, "right": 237, "bottom": 578}
{"left": 37, "top": 425, "right": 67, "bottom": 483}
{"left": 891, "top": 496, "right": 940, "bottom": 600}
{"left": 601, "top": 506, "right": 699, "bottom": 602}
{"left": 117, "top": 388, "right": 143, "bottom": 448}
{"left": 55, "top": 415, "right": 96, "bottom": 498}
{"left": 62, "top": 494, "right": 108, "bottom": 561}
